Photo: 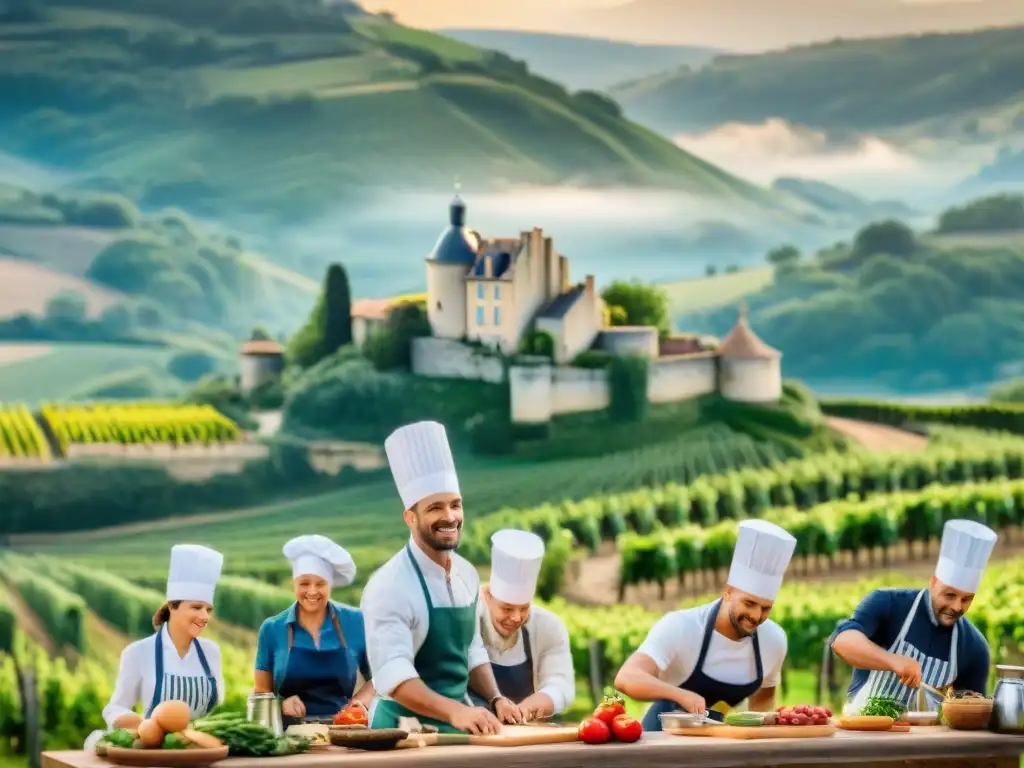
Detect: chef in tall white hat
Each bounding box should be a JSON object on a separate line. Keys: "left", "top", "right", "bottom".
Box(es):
{"left": 88, "top": 545, "right": 225, "bottom": 747}
{"left": 361, "top": 421, "right": 515, "bottom": 735}
{"left": 469, "top": 529, "right": 575, "bottom": 721}
{"left": 615, "top": 520, "right": 796, "bottom": 731}
{"left": 833, "top": 519, "right": 997, "bottom": 714}
{"left": 253, "top": 535, "right": 374, "bottom": 724}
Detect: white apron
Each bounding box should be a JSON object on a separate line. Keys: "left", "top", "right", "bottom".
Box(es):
{"left": 843, "top": 589, "right": 958, "bottom": 715}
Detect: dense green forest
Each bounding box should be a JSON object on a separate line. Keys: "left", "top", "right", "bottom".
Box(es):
{"left": 684, "top": 193, "right": 1024, "bottom": 390}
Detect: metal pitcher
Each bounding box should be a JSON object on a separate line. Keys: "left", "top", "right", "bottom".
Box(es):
{"left": 992, "top": 665, "right": 1024, "bottom": 734}
{"left": 247, "top": 692, "right": 284, "bottom": 737}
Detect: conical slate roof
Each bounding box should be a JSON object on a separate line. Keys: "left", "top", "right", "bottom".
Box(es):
{"left": 428, "top": 194, "right": 479, "bottom": 265}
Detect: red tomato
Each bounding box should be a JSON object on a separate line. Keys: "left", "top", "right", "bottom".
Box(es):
{"left": 593, "top": 695, "right": 626, "bottom": 726}
{"left": 611, "top": 715, "right": 642, "bottom": 743}
{"left": 578, "top": 718, "right": 611, "bottom": 745}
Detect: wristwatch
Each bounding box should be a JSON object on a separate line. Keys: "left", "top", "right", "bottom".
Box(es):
{"left": 488, "top": 695, "right": 505, "bottom": 712}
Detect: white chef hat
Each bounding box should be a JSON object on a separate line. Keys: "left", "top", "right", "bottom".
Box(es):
{"left": 489, "top": 529, "right": 545, "bottom": 605}
{"left": 283, "top": 535, "right": 356, "bottom": 587}
{"left": 385, "top": 421, "right": 460, "bottom": 510}
{"left": 726, "top": 519, "right": 796, "bottom": 601}
{"left": 167, "top": 544, "right": 224, "bottom": 605}
{"left": 935, "top": 519, "right": 997, "bottom": 594}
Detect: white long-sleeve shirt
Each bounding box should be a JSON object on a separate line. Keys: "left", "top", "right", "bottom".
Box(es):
{"left": 361, "top": 538, "right": 490, "bottom": 700}
{"left": 478, "top": 601, "right": 575, "bottom": 714}
{"left": 102, "top": 630, "right": 224, "bottom": 728}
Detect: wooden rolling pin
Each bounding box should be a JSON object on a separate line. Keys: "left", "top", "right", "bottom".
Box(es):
{"left": 398, "top": 725, "right": 579, "bottom": 749}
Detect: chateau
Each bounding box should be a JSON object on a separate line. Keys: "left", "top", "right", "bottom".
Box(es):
{"left": 411, "top": 195, "right": 785, "bottom": 424}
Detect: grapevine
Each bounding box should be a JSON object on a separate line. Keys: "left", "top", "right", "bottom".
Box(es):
{"left": 0, "top": 404, "right": 52, "bottom": 461}
{"left": 40, "top": 402, "right": 241, "bottom": 451}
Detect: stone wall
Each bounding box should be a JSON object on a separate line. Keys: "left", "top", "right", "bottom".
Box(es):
{"left": 509, "top": 353, "right": 720, "bottom": 423}
{"left": 648, "top": 353, "right": 718, "bottom": 403}
{"left": 411, "top": 337, "right": 504, "bottom": 383}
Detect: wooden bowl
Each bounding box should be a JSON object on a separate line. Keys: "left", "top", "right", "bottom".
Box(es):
{"left": 942, "top": 699, "right": 993, "bottom": 730}
{"left": 103, "top": 747, "right": 229, "bottom": 768}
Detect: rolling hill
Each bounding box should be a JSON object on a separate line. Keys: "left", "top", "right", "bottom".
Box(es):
{"left": 564, "top": 0, "right": 1024, "bottom": 50}
{"left": 611, "top": 26, "right": 1024, "bottom": 142}
{"left": 0, "top": 2, "right": 775, "bottom": 226}
{"left": 438, "top": 29, "right": 720, "bottom": 91}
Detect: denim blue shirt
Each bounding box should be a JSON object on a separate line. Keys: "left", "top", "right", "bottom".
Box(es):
{"left": 829, "top": 588, "right": 990, "bottom": 699}
{"left": 255, "top": 601, "right": 371, "bottom": 694}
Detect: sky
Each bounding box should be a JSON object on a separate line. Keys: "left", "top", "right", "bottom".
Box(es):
{"left": 360, "top": 0, "right": 1024, "bottom": 49}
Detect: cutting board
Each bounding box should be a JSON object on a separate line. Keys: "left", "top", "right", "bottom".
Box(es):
{"left": 669, "top": 724, "right": 836, "bottom": 740}
{"left": 398, "top": 725, "right": 578, "bottom": 748}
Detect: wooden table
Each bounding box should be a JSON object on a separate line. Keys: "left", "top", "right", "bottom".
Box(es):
{"left": 42, "top": 729, "right": 1024, "bottom": 768}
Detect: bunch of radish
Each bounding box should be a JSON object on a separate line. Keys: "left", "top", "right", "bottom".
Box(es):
{"left": 776, "top": 704, "right": 832, "bottom": 726}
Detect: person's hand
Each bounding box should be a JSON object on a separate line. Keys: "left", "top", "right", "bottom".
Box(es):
{"left": 494, "top": 697, "right": 523, "bottom": 724}
{"left": 889, "top": 655, "right": 922, "bottom": 688}
{"left": 450, "top": 704, "right": 502, "bottom": 735}
{"left": 518, "top": 693, "right": 553, "bottom": 723}
{"left": 676, "top": 690, "right": 706, "bottom": 715}
{"left": 281, "top": 696, "right": 306, "bottom": 718}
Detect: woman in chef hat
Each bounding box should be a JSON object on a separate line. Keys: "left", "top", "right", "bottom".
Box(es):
{"left": 254, "top": 535, "right": 373, "bottom": 724}
{"left": 87, "top": 545, "right": 226, "bottom": 747}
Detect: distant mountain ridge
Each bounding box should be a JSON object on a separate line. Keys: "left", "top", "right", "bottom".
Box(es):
{"left": 564, "top": 0, "right": 1024, "bottom": 50}
{"left": 438, "top": 29, "right": 721, "bottom": 90}
{"left": 610, "top": 25, "right": 1024, "bottom": 141}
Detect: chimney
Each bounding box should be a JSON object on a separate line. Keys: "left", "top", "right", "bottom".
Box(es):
{"left": 485, "top": 254, "right": 493, "bottom": 278}
{"left": 559, "top": 255, "right": 569, "bottom": 292}
{"left": 585, "top": 275, "right": 594, "bottom": 295}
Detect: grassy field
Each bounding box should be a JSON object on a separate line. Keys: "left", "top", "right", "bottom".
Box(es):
{"left": 0, "top": 343, "right": 184, "bottom": 404}
{"left": 0, "top": 257, "right": 121, "bottom": 319}
{"left": 664, "top": 265, "right": 774, "bottom": 315}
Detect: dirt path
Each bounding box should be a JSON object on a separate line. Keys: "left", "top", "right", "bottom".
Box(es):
{"left": 826, "top": 416, "right": 928, "bottom": 452}
{"left": 564, "top": 533, "right": 1024, "bottom": 610}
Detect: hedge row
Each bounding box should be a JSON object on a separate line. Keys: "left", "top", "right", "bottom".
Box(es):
{"left": 0, "top": 586, "right": 15, "bottom": 654}
{"left": 620, "top": 479, "right": 1024, "bottom": 588}
{"left": 0, "top": 557, "right": 85, "bottom": 651}
{"left": 459, "top": 444, "right": 1024, "bottom": 563}
{"left": 821, "top": 400, "right": 1024, "bottom": 433}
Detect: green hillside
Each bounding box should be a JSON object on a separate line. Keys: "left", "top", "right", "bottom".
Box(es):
{"left": 612, "top": 26, "right": 1024, "bottom": 142}
{"left": 0, "top": 3, "right": 772, "bottom": 224}
{"left": 439, "top": 29, "right": 720, "bottom": 91}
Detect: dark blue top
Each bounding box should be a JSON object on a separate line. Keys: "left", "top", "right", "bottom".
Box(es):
{"left": 829, "top": 588, "right": 990, "bottom": 698}
{"left": 255, "top": 602, "right": 371, "bottom": 693}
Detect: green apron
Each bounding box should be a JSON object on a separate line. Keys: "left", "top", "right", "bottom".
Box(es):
{"left": 371, "top": 544, "right": 478, "bottom": 734}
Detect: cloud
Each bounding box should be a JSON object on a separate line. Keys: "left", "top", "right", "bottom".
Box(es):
{"left": 671, "top": 118, "right": 976, "bottom": 198}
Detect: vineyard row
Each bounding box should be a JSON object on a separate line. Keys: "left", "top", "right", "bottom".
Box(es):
{"left": 459, "top": 442, "right": 1024, "bottom": 566}
{"left": 618, "top": 478, "right": 1024, "bottom": 591}
{"left": 0, "top": 402, "right": 242, "bottom": 460}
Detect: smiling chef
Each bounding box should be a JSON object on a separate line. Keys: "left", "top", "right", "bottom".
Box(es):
{"left": 614, "top": 519, "right": 796, "bottom": 730}
{"left": 360, "top": 421, "right": 519, "bottom": 734}
{"left": 832, "top": 519, "right": 996, "bottom": 714}
{"left": 469, "top": 529, "right": 575, "bottom": 721}
{"left": 84, "top": 544, "right": 225, "bottom": 748}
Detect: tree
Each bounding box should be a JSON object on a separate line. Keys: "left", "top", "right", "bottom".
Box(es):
{"left": 853, "top": 220, "right": 915, "bottom": 259}
{"left": 250, "top": 326, "right": 271, "bottom": 341}
{"left": 288, "top": 262, "right": 354, "bottom": 368}
{"left": 767, "top": 245, "right": 801, "bottom": 266}
{"left": 600, "top": 280, "right": 670, "bottom": 334}
{"left": 323, "top": 263, "right": 352, "bottom": 354}
{"left": 45, "top": 291, "right": 87, "bottom": 326}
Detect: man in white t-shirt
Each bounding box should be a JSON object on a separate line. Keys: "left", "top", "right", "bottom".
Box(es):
{"left": 614, "top": 520, "right": 796, "bottom": 731}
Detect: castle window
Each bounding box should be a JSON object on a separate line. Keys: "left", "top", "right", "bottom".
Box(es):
{"left": 477, "top": 283, "right": 484, "bottom": 300}
{"left": 494, "top": 306, "right": 501, "bottom": 325}
{"left": 494, "top": 284, "right": 501, "bottom": 300}
{"left": 476, "top": 306, "right": 484, "bottom": 325}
